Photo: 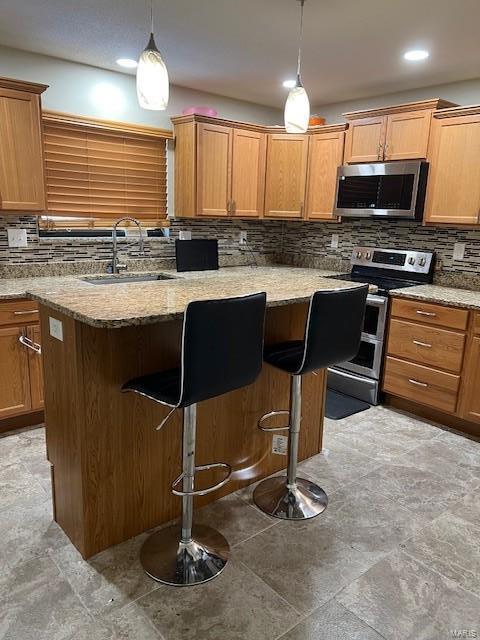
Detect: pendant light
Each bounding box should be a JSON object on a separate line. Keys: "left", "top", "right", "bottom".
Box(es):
{"left": 284, "top": 0, "right": 310, "bottom": 133}
{"left": 136, "top": 1, "right": 169, "bottom": 110}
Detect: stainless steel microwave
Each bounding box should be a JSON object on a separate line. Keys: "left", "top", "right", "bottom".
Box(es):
{"left": 333, "top": 160, "right": 429, "bottom": 219}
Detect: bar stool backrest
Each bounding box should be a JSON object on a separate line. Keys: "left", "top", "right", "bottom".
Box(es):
{"left": 296, "top": 285, "right": 369, "bottom": 375}
{"left": 178, "top": 292, "right": 267, "bottom": 407}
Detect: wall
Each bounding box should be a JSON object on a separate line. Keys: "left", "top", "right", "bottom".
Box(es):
{"left": 0, "top": 45, "right": 281, "bottom": 126}
{"left": 316, "top": 77, "right": 480, "bottom": 124}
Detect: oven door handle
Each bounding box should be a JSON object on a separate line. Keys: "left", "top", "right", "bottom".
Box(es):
{"left": 366, "top": 294, "right": 387, "bottom": 307}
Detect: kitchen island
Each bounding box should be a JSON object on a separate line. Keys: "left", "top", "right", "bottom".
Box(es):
{"left": 28, "top": 267, "right": 367, "bottom": 558}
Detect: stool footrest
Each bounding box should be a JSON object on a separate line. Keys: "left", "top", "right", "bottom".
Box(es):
{"left": 172, "top": 462, "right": 232, "bottom": 497}
{"left": 258, "top": 410, "right": 290, "bottom": 432}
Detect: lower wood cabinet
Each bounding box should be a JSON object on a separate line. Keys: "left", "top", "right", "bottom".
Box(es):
{"left": 383, "top": 297, "right": 480, "bottom": 427}
{"left": 0, "top": 300, "right": 43, "bottom": 420}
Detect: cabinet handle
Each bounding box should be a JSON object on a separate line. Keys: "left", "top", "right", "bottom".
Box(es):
{"left": 14, "top": 310, "right": 39, "bottom": 315}
{"left": 227, "top": 200, "right": 231, "bottom": 214}
{"left": 377, "top": 142, "right": 383, "bottom": 160}
{"left": 384, "top": 142, "right": 389, "bottom": 157}
{"left": 408, "top": 378, "right": 428, "bottom": 388}
{"left": 19, "top": 334, "right": 42, "bottom": 355}
{"left": 413, "top": 340, "right": 432, "bottom": 348}
{"left": 416, "top": 310, "right": 436, "bottom": 317}
{"left": 232, "top": 200, "right": 236, "bottom": 215}
{"left": 300, "top": 202, "right": 304, "bottom": 216}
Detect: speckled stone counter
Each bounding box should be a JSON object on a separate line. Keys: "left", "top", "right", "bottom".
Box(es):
{"left": 24, "top": 266, "right": 363, "bottom": 328}
{"left": 390, "top": 284, "right": 480, "bottom": 311}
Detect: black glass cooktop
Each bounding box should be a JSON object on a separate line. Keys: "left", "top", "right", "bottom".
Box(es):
{"left": 331, "top": 273, "right": 419, "bottom": 296}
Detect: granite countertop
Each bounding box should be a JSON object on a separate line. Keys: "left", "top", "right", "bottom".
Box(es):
{"left": 390, "top": 284, "right": 480, "bottom": 311}
{"left": 15, "top": 266, "right": 371, "bottom": 328}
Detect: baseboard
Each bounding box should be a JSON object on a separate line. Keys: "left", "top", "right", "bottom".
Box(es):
{"left": 0, "top": 411, "right": 44, "bottom": 435}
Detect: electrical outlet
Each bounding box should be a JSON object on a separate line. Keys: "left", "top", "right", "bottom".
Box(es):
{"left": 239, "top": 231, "right": 247, "bottom": 245}
{"left": 49, "top": 317, "right": 64, "bottom": 342}
{"left": 179, "top": 230, "right": 192, "bottom": 240}
{"left": 453, "top": 242, "right": 466, "bottom": 261}
{"left": 331, "top": 233, "right": 339, "bottom": 249}
{"left": 7, "top": 228, "right": 28, "bottom": 248}
{"left": 272, "top": 435, "right": 288, "bottom": 455}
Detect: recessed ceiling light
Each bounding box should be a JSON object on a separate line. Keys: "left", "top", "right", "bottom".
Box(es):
{"left": 283, "top": 79, "right": 296, "bottom": 89}
{"left": 116, "top": 58, "right": 138, "bottom": 69}
{"left": 404, "top": 49, "right": 429, "bottom": 61}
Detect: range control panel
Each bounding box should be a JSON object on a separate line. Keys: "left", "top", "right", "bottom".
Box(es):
{"left": 350, "top": 247, "right": 434, "bottom": 275}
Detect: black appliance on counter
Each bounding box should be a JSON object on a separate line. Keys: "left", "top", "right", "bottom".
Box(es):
{"left": 175, "top": 239, "right": 219, "bottom": 272}
{"left": 327, "top": 246, "right": 435, "bottom": 406}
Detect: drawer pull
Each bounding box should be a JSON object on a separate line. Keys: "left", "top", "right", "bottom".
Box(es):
{"left": 408, "top": 378, "right": 428, "bottom": 388}
{"left": 416, "top": 310, "right": 436, "bottom": 317}
{"left": 413, "top": 340, "right": 432, "bottom": 348}
{"left": 18, "top": 335, "right": 42, "bottom": 354}
{"left": 14, "top": 309, "right": 39, "bottom": 315}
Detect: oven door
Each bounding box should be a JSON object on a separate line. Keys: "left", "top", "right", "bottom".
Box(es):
{"left": 336, "top": 335, "right": 384, "bottom": 380}
{"left": 362, "top": 294, "right": 387, "bottom": 341}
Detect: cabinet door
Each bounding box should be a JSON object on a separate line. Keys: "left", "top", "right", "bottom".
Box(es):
{"left": 0, "top": 326, "right": 31, "bottom": 418}
{"left": 305, "top": 131, "right": 344, "bottom": 220}
{"left": 27, "top": 324, "right": 44, "bottom": 410}
{"left": 459, "top": 335, "right": 480, "bottom": 424}
{"left": 196, "top": 123, "right": 232, "bottom": 217}
{"left": 230, "top": 128, "right": 266, "bottom": 218}
{"left": 424, "top": 115, "right": 480, "bottom": 225}
{"left": 384, "top": 110, "right": 431, "bottom": 160}
{"left": 344, "top": 116, "right": 385, "bottom": 163}
{"left": 264, "top": 134, "right": 308, "bottom": 218}
{"left": 0, "top": 88, "right": 46, "bottom": 211}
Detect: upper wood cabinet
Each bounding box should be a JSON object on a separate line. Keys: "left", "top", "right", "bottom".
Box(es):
{"left": 231, "top": 128, "right": 266, "bottom": 218}
{"left": 264, "top": 134, "right": 308, "bottom": 219}
{"left": 0, "top": 77, "right": 48, "bottom": 212}
{"left": 343, "top": 99, "right": 455, "bottom": 164}
{"left": 305, "top": 128, "right": 345, "bottom": 220}
{"left": 173, "top": 115, "right": 266, "bottom": 219}
{"left": 424, "top": 106, "right": 480, "bottom": 226}
{"left": 197, "top": 122, "right": 232, "bottom": 217}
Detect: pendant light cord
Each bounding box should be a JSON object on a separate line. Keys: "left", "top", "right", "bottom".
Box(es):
{"left": 296, "top": 0, "right": 305, "bottom": 80}
{"left": 150, "top": 0, "right": 154, "bottom": 34}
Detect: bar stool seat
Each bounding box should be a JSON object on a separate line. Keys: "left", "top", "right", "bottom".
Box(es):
{"left": 122, "top": 292, "right": 266, "bottom": 587}
{"left": 254, "top": 285, "right": 368, "bottom": 521}
{"left": 123, "top": 368, "right": 181, "bottom": 405}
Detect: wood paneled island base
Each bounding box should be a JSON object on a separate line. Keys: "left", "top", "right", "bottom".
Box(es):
{"left": 40, "top": 302, "right": 326, "bottom": 559}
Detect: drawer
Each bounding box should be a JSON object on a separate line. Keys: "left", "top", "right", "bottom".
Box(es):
{"left": 391, "top": 298, "right": 469, "bottom": 330}
{"left": 474, "top": 312, "right": 480, "bottom": 336}
{"left": 0, "top": 300, "right": 40, "bottom": 326}
{"left": 383, "top": 356, "right": 460, "bottom": 414}
{"left": 387, "top": 318, "right": 466, "bottom": 373}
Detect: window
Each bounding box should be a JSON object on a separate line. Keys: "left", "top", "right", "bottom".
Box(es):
{"left": 41, "top": 111, "right": 172, "bottom": 228}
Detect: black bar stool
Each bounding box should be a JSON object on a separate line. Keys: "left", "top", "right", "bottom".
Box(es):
{"left": 122, "top": 292, "right": 266, "bottom": 586}
{"left": 253, "top": 285, "right": 368, "bottom": 521}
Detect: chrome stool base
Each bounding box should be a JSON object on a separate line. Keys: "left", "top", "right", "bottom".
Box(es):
{"left": 253, "top": 476, "right": 328, "bottom": 520}
{"left": 140, "top": 523, "right": 230, "bottom": 587}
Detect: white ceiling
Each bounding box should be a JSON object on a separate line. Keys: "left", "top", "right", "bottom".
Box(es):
{"left": 1, "top": 0, "right": 479, "bottom": 108}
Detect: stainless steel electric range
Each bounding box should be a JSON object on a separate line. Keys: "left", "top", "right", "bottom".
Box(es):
{"left": 327, "top": 246, "right": 435, "bottom": 405}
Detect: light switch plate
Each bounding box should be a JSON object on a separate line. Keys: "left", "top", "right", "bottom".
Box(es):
{"left": 272, "top": 435, "right": 288, "bottom": 455}
{"left": 49, "top": 317, "right": 64, "bottom": 342}
{"left": 7, "top": 228, "right": 28, "bottom": 248}
{"left": 179, "top": 230, "right": 192, "bottom": 240}
{"left": 453, "top": 242, "right": 466, "bottom": 261}
{"left": 331, "top": 234, "right": 339, "bottom": 249}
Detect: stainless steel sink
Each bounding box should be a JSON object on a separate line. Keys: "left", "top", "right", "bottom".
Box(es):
{"left": 83, "top": 274, "right": 177, "bottom": 285}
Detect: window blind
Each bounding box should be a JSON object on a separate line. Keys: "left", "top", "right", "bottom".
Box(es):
{"left": 42, "top": 112, "right": 170, "bottom": 226}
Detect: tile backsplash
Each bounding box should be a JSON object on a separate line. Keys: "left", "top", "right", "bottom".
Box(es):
{"left": 1, "top": 215, "right": 479, "bottom": 288}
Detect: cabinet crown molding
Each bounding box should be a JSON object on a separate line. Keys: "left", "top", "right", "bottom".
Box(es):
{"left": 0, "top": 76, "right": 48, "bottom": 95}
{"left": 171, "top": 113, "right": 347, "bottom": 135}
{"left": 343, "top": 98, "right": 457, "bottom": 120}
{"left": 433, "top": 104, "right": 480, "bottom": 119}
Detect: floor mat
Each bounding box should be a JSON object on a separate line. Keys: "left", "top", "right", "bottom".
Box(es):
{"left": 325, "top": 389, "right": 371, "bottom": 420}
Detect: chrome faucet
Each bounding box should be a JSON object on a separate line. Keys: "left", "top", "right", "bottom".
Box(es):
{"left": 109, "top": 217, "right": 145, "bottom": 274}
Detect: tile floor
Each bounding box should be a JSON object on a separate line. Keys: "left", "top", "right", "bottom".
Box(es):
{"left": 1, "top": 406, "right": 479, "bottom": 640}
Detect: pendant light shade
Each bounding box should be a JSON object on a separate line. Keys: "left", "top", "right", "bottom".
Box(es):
{"left": 284, "top": 0, "right": 310, "bottom": 133}
{"left": 285, "top": 77, "right": 310, "bottom": 133}
{"left": 137, "top": 4, "right": 169, "bottom": 111}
